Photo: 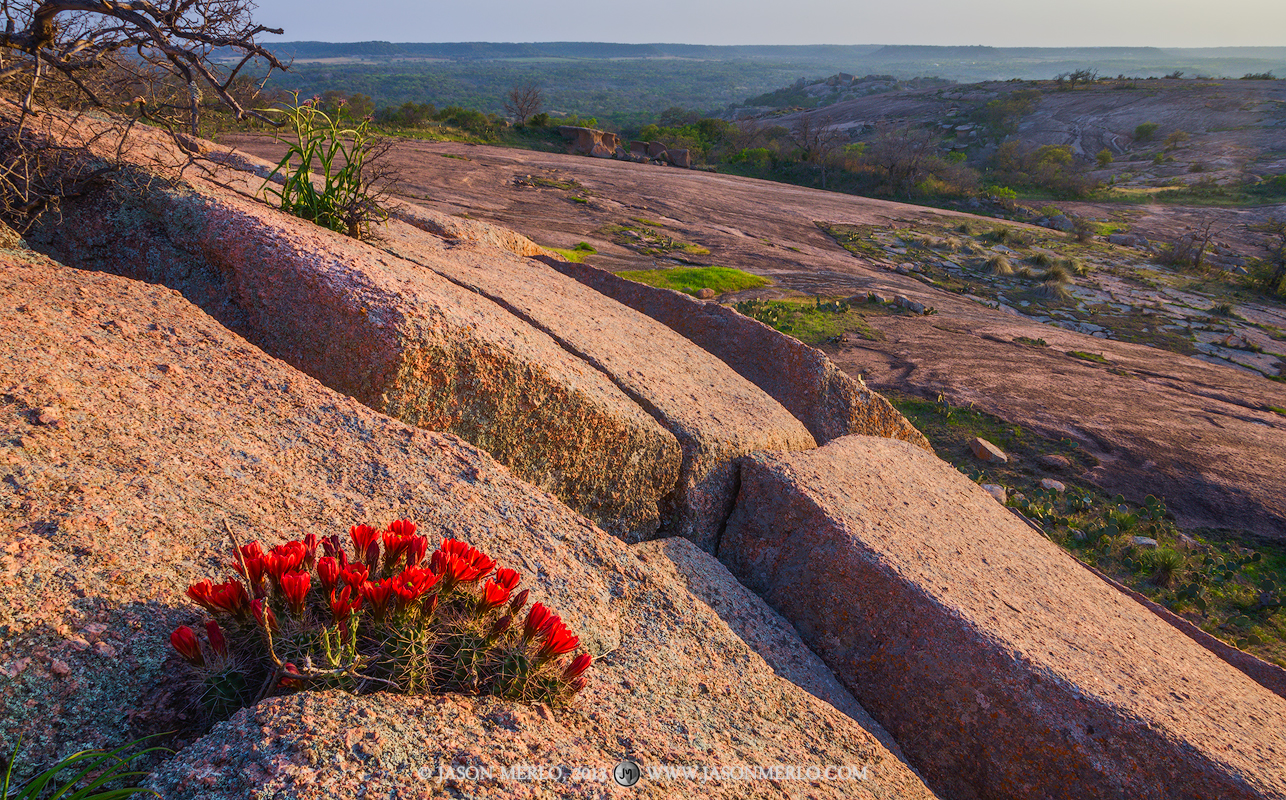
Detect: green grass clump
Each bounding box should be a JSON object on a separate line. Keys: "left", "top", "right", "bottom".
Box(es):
{"left": 617, "top": 266, "right": 769, "bottom": 296}
{"left": 1014, "top": 336, "right": 1049, "bottom": 347}
{"left": 549, "top": 248, "right": 588, "bottom": 262}
{"left": 3, "top": 735, "right": 166, "bottom": 799}
{"left": 1069, "top": 350, "right": 1110, "bottom": 363}
{"left": 261, "top": 94, "right": 390, "bottom": 240}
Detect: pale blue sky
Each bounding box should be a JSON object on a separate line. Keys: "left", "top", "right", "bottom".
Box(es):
{"left": 249, "top": 0, "right": 1285, "bottom": 48}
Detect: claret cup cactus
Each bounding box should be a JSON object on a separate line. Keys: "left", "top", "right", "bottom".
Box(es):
{"left": 172, "top": 521, "right": 592, "bottom": 719}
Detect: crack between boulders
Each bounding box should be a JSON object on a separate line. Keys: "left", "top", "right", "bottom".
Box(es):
{"left": 386, "top": 246, "right": 708, "bottom": 540}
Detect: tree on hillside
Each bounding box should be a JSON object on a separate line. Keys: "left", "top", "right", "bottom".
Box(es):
{"left": 789, "top": 111, "right": 843, "bottom": 188}
{"left": 504, "top": 81, "right": 543, "bottom": 125}
{"left": 0, "top": 0, "right": 286, "bottom": 134}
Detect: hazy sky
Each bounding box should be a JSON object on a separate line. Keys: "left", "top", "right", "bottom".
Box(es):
{"left": 251, "top": 0, "right": 1285, "bottom": 48}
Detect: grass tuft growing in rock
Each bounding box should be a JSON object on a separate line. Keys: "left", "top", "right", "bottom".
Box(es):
{"left": 987, "top": 254, "right": 1014, "bottom": 275}
{"left": 171, "top": 521, "right": 593, "bottom": 721}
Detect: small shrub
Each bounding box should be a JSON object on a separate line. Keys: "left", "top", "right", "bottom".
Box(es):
{"left": 1208, "top": 302, "right": 1236, "bottom": 316}
{"left": 1039, "top": 205, "right": 1063, "bottom": 219}
{"left": 1164, "top": 131, "right": 1189, "bottom": 151}
{"left": 572, "top": 241, "right": 596, "bottom": 252}
{"left": 1071, "top": 217, "right": 1098, "bottom": 243}
{"left": 1134, "top": 122, "right": 1160, "bottom": 142}
{"left": 1014, "top": 336, "right": 1049, "bottom": 347}
{"left": 172, "top": 522, "right": 594, "bottom": 721}
{"left": 1241, "top": 72, "right": 1276, "bottom": 80}
{"left": 1096, "top": 149, "right": 1113, "bottom": 168}
{"left": 1030, "top": 251, "right": 1055, "bottom": 267}
{"left": 1189, "top": 162, "right": 1206, "bottom": 173}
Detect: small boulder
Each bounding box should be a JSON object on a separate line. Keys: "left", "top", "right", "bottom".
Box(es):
{"left": 1040, "top": 453, "right": 1072, "bottom": 471}
{"left": 1040, "top": 478, "right": 1066, "bottom": 493}
{"left": 668, "top": 148, "right": 693, "bottom": 168}
{"left": 895, "top": 295, "right": 925, "bottom": 314}
{"left": 971, "top": 436, "right": 1008, "bottom": 464}
{"left": 589, "top": 143, "right": 613, "bottom": 159}
{"left": 982, "top": 484, "right": 1007, "bottom": 504}
{"left": 647, "top": 141, "right": 668, "bottom": 159}
{"left": 696, "top": 287, "right": 716, "bottom": 300}
{"left": 1132, "top": 536, "right": 1160, "bottom": 549}
{"left": 1048, "top": 215, "right": 1075, "bottom": 232}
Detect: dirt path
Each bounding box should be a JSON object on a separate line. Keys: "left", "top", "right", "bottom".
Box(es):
{"left": 226, "top": 134, "right": 1286, "bottom": 537}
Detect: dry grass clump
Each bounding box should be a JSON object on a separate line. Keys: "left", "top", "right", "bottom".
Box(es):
{"left": 987, "top": 254, "right": 1014, "bottom": 275}
{"left": 1029, "top": 251, "right": 1055, "bottom": 267}
{"left": 1038, "top": 279, "right": 1074, "bottom": 300}
{"left": 1042, "top": 263, "right": 1073, "bottom": 284}
{"left": 1061, "top": 257, "right": 1090, "bottom": 276}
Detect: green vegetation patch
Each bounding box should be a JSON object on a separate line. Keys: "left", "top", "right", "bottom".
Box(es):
{"left": 886, "top": 389, "right": 1286, "bottom": 667}
{"left": 1014, "top": 336, "right": 1049, "bottom": 347}
{"left": 731, "top": 297, "right": 884, "bottom": 346}
{"left": 617, "top": 266, "right": 769, "bottom": 297}
{"left": 547, "top": 243, "right": 597, "bottom": 262}
{"left": 1068, "top": 350, "right": 1110, "bottom": 363}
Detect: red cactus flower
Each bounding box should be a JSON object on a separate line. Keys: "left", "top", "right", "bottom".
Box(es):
{"left": 488, "top": 613, "right": 513, "bottom": 640}
{"left": 233, "top": 543, "right": 268, "bottom": 597}
{"left": 317, "top": 556, "right": 341, "bottom": 594}
{"left": 562, "top": 653, "right": 592, "bottom": 682}
{"left": 205, "top": 619, "right": 228, "bottom": 658}
{"left": 329, "top": 586, "right": 360, "bottom": 624}
{"left": 430, "top": 539, "right": 496, "bottom": 590}
{"left": 382, "top": 529, "right": 414, "bottom": 574}
{"left": 390, "top": 566, "right": 440, "bottom": 610}
{"left": 186, "top": 580, "right": 251, "bottom": 619}
{"left": 186, "top": 579, "right": 225, "bottom": 614}
{"left": 536, "top": 618, "right": 579, "bottom": 662}
{"left": 406, "top": 535, "right": 428, "bottom": 569}
{"left": 340, "top": 563, "right": 369, "bottom": 588}
{"left": 280, "top": 570, "right": 311, "bottom": 615}
{"left": 523, "top": 602, "right": 554, "bottom": 642}
{"left": 170, "top": 625, "right": 204, "bottom": 666}
{"left": 388, "top": 519, "right": 417, "bottom": 538}
{"left": 360, "top": 579, "right": 397, "bottom": 624}
{"left": 234, "top": 541, "right": 264, "bottom": 568}
{"left": 478, "top": 579, "right": 511, "bottom": 614}
{"left": 421, "top": 592, "right": 439, "bottom": 619}
{"left": 264, "top": 541, "right": 306, "bottom": 590}
{"left": 251, "top": 598, "right": 279, "bottom": 633}
{"left": 494, "top": 567, "right": 521, "bottom": 592}
{"left": 568, "top": 676, "right": 588, "bottom": 694}
{"left": 350, "top": 524, "right": 381, "bottom": 561}
{"left": 508, "top": 588, "right": 530, "bottom": 615}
